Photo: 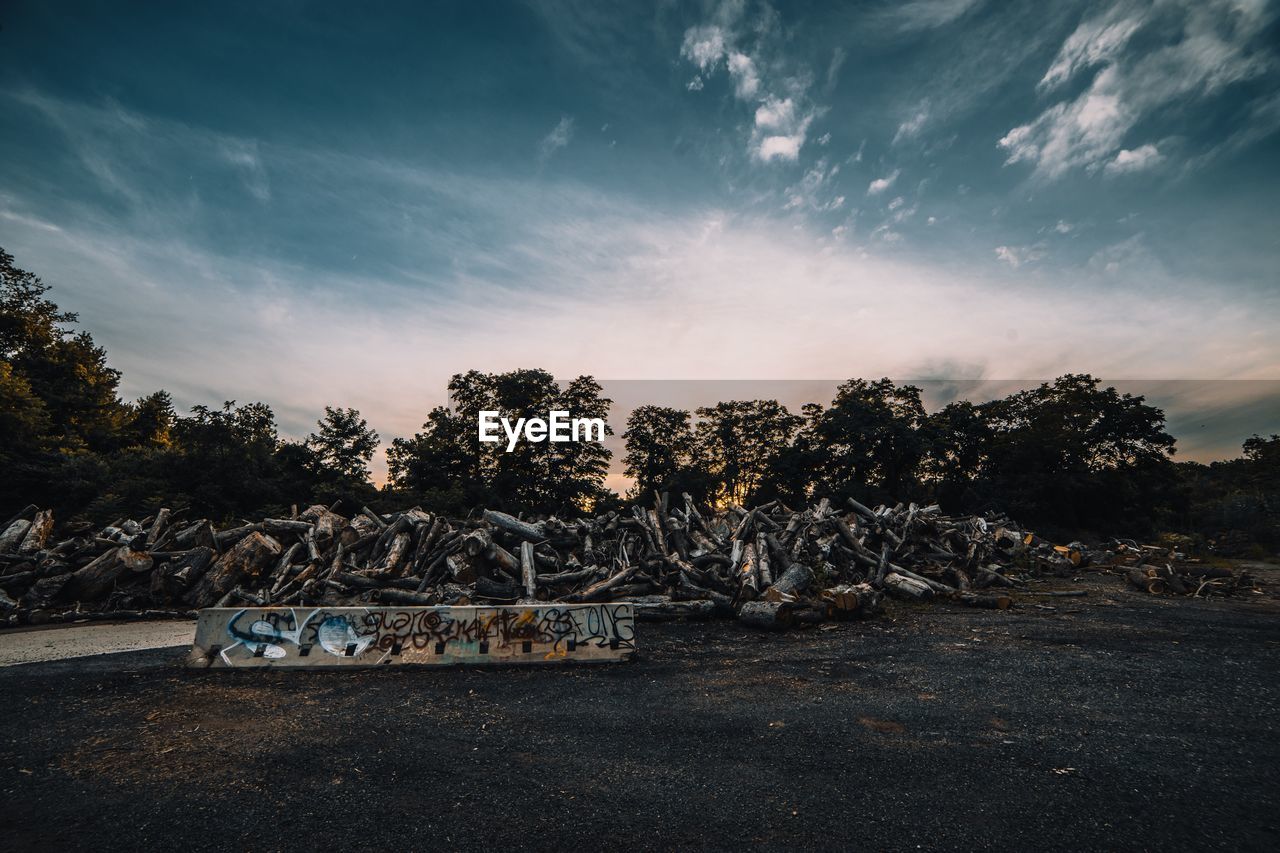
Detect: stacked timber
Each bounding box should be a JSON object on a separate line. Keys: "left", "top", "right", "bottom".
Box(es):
{"left": 0, "top": 495, "right": 1260, "bottom": 628}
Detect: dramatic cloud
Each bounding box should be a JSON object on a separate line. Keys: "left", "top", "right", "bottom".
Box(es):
{"left": 679, "top": 2, "right": 823, "bottom": 164}
{"left": 1001, "top": 0, "right": 1276, "bottom": 179}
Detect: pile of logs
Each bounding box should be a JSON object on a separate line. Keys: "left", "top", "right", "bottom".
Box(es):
{"left": 1112, "top": 544, "right": 1256, "bottom": 597}
{"left": 0, "top": 495, "right": 1258, "bottom": 628}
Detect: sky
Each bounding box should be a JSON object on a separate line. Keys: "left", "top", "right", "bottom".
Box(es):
{"left": 1, "top": 0, "right": 1277, "bottom": 484}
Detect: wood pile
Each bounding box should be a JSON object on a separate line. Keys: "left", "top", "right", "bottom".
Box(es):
{"left": 0, "top": 496, "right": 1259, "bottom": 628}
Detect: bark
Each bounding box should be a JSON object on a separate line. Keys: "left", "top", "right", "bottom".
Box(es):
{"left": 184, "top": 532, "right": 282, "bottom": 608}
{"left": 737, "top": 600, "right": 795, "bottom": 630}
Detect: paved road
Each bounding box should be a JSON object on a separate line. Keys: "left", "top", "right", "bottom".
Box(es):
{"left": 0, "top": 620, "right": 195, "bottom": 667}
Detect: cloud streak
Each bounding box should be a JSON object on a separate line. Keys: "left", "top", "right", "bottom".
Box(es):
{"left": 1000, "top": 0, "right": 1276, "bottom": 179}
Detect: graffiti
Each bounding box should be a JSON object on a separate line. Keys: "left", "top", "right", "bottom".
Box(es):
{"left": 198, "top": 603, "right": 635, "bottom": 667}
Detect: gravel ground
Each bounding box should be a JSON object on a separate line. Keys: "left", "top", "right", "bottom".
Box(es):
{"left": 1, "top": 572, "right": 1277, "bottom": 852}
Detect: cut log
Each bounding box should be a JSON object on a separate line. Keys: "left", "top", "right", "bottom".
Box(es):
{"left": 882, "top": 572, "right": 933, "bottom": 601}
{"left": 764, "top": 562, "right": 814, "bottom": 603}
{"left": 737, "top": 600, "right": 795, "bottom": 630}
{"left": 1127, "top": 569, "right": 1166, "bottom": 594}
{"left": 632, "top": 597, "right": 716, "bottom": 621}
{"left": 0, "top": 519, "right": 33, "bottom": 554}
{"left": 519, "top": 541, "right": 537, "bottom": 602}
{"left": 482, "top": 510, "right": 546, "bottom": 542}
{"left": 18, "top": 510, "right": 54, "bottom": 555}
{"left": 184, "top": 532, "right": 282, "bottom": 608}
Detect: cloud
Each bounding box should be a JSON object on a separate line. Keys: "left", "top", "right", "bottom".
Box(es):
{"left": 893, "top": 105, "right": 930, "bottom": 143}
{"left": 1105, "top": 143, "right": 1163, "bottom": 174}
{"left": 892, "top": 0, "right": 983, "bottom": 32}
{"left": 727, "top": 52, "right": 761, "bottom": 99}
{"left": 826, "top": 47, "right": 846, "bottom": 90}
{"left": 1000, "top": 0, "right": 1276, "bottom": 179}
{"left": 680, "top": 24, "right": 727, "bottom": 70}
{"left": 1038, "top": 3, "right": 1144, "bottom": 92}
{"left": 782, "top": 159, "right": 843, "bottom": 211}
{"left": 867, "top": 169, "right": 900, "bottom": 195}
{"left": 994, "top": 244, "right": 1045, "bottom": 267}
{"left": 538, "top": 116, "right": 575, "bottom": 161}
{"left": 679, "top": 2, "right": 823, "bottom": 164}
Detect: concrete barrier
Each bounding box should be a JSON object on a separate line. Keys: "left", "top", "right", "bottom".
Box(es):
{"left": 188, "top": 603, "right": 635, "bottom": 668}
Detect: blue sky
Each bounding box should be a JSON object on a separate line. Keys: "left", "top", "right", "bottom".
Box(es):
{"left": 1, "top": 0, "right": 1277, "bottom": 479}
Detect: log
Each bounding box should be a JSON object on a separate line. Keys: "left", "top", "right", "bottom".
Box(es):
{"left": 822, "top": 583, "right": 882, "bottom": 616}
{"left": 151, "top": 547, "right": 215, "bottom": 602}
{"left": 882, "top": 572, "right": 933, "bottom": 601}
{"left": 371, "top": 587, "right": 439, "bottom": 606}
{"left": 562, "top": 564, "right": 637, "bottom": 602}
{"left": 18, "top": 510, "right": 54, "bottom": 555}
{"left": 184, "top": 532, "right": 282, "bottom": 608}
{"left": 956, "top": 592, "right": 1012, "bottom": 610}
{"left": 519, "top": 541, "right": 537, "bottom": 602}
{"left": 737, "top": 600, "right": 794, "bottom": 630}
{"left": 22, "top": 573, "right": 70, "bottom": 610}
{"left": 0, "top": 519, "right": 33, "bottom": 554}
{"left": 764, "top": 562, "right": 814, "bottom": 603}
{"left": 473, "top": 575, "right": 521, "bottom": 601}
{"left": 1127, "top": 569, "right": 1166, "bottom": 595}
{"left": 63, "top": 546, "right": 131, "bottom": 601}
{"left": 482, "top": 510, "right": 546, "bottom": 542}
{"left": 632, "top": 597, "right": 715, "bottom": 621}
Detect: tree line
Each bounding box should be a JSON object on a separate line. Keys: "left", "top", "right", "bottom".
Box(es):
{"left": 2, "top": 247, "right": 1275, "bottom": 552}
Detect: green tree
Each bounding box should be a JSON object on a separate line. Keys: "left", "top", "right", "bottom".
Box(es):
{"left": 306, "top": 406, "right": 379, "bottom": 484}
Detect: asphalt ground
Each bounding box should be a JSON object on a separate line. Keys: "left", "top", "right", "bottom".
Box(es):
{"left": 1, "top": 571, "right": 1277, "bottom": 851}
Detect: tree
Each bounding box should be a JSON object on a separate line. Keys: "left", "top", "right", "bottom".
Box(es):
{"left": 386, "top": 369, "right": 615, "bottom": 515}
{"left": 694, "top": 400, "right": 802, "bottom": 507}
{"left": 129, "top": 390, "right": 177, "bottom": 448}
{"left": 169, "top": 401, "right": 285, "bottom": 519}
{"left": 802, "top": 379, "right": 928, "bottom": 505}
{"left": 306, "top": 406, "right": 379, "bottom": 485}
{"left": 978, "top": 374, "right": 1176, "bottom": 534}
{"left": 622, "top": 405, "right": 699, "bottom": 499}
{"left": 1, "top": 246, "right": 130, "bottom": 454}
{"left": 921, "top": 399, "right": 991, "bottom": 512}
